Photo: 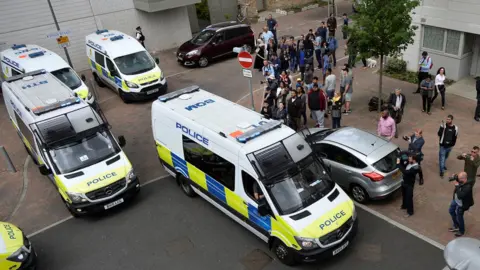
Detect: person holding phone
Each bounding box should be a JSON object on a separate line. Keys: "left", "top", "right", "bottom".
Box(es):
{"left": 420, "top": 75, "right": 434, "bottom": 114}
{"left": 404, "top": 129, "right": 425, "bottom": 185}
{"left": 397, "top": 154, "right": 420, "bottom": 217}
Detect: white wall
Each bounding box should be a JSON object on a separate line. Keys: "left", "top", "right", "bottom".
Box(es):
{"left": 0, "top": 0, "right": 193, "bottom": 71}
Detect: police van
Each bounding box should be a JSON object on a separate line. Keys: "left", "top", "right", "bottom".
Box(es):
{"left": 2, "top": 70, "right": 140, "bottom": 217}
{"left": 0, "top": 44, "right": 94, "bottom": 105}
{"left": 0, "top": 222, "right": 37, "bottom": 269}
{"left": 151, "top": 86, "right": 358, "bottom": 265}
{"left": 85, "top": 29, "right": 167, "bottom": 103}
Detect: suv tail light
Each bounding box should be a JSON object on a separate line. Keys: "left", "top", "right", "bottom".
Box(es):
{"left": 362, "top": 172, "right": 384, "bottom": 182}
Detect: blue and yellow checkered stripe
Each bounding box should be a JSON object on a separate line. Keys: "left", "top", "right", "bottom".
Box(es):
{"left": 156, "top": 142, "right": 299, "bottom": 249}
{"left": 88, "top": 58, "right": 129, "bottom": 91}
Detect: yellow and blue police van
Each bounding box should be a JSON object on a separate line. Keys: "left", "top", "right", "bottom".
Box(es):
{"left": 2, "top": 69, "right": 140, "bottom": 217}
{"left": 151, "top": 86, "right": 358, "bottom": 265}
{"left": 0, "top": 222, "right": 36, "bottom": 270}
{"left": 85, "top": 29, "right": 167, "bottom": 103}
{"left": 0, "top": 44, "right": 94, "bottom": 105}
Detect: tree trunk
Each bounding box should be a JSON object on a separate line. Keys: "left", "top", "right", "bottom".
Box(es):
{"left": 378, "top": 54, "right": 384, "bottom": 112}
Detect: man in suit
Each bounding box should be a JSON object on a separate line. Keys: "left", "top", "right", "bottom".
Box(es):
{"left": 404, "top": 129, "right": 425, "bottom": 185}
{"left": 388, "top": 88, "right": 406, "bottom": 138}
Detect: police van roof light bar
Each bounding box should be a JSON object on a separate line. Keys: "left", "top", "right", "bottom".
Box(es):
{"left": 6, "top": 69, "right": 47, "bottom": 83}
{"left": 32, "top": 97, "right": 81, "bottom": 116}
{"left": 29, "top": 51, "right": 45, "bottom": 58}
{"left": 159, "top": 86, "right": 200, "bottom": 102}
{"left": 11, "top": 44, "right": 26, "bottom": 50}
{"left": 236, "top": 120, "right": 282, "bottom": 143}
{"left": 110, "top": 35, "right": 124, "bottom": 41}
{"left": 96, "top": 29, "right": 109, "bottom": 34}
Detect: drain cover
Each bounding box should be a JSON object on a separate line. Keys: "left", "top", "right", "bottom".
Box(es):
{"left": 240, "top": 249, "right": 273, "bottom": 270}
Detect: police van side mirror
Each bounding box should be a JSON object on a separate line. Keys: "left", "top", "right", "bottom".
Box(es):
{"left": 81, "top": 75, "right": 86, "bottom": 82}
{"left": 39, "top": 165, "right": 51, "bottom": 176}
{"left": 155, "top": 58, "right": 160, "bottom": 64}
{"left": 257, "top": 197, "right": 270, "bottom": 217}
{"left": 118, "top": 135, "right": 126, "bottom": 147}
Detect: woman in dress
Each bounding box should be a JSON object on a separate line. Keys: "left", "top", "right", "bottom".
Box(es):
{"left": 432, "top": 67, "right": 447, "bottom": 110}
{"left": 254, "top": 33, "right": 266, "bottom": 72}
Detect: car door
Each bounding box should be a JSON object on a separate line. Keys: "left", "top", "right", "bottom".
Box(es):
{"left": 210, "top": 31, "right": 229, "bottom": 59}
{"left": 225, "top": 27, "right": 246, "bottom": 51}
{"left": 105, "top": 58, "right": 123, "bottom": 91}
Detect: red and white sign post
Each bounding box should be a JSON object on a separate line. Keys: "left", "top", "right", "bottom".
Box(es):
{"left": 237, "top": 51, "right": 255, "bottom": 110}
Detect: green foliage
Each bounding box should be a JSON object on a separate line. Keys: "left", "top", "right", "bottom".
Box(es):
{"left": 195, "top": 0, "right": 210, "bottom": 21}
{"left": 224, "top": 13, "right": 231, "bottom": 20}
{"left": 385, "top": 70, "right": 418, "bottom": 84}
{"left": 385, "top": 58, "right": 407, "bottom": 73}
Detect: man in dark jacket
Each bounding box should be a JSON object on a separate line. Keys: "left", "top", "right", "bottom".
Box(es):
{"left": 388, "top": 88, "right": 406, "bottom": 138}
{"left": 405, "top": 129, "right": 425, "bottom": 185}
{"left": 287, "top": 89, "right": 302, "bottom": 131}
{"left": 475, "top": 77, "right": 480, "bottom": 121}
{"left": 457, "top": 146, "right": 480, "bottom": 186}
{"left": 397, "top": 154, "right": 420, "bottom": 217}
{"left": 327, "top": 13, "right": 337, "bottom": 37}
{"left": 316, "top": 21, "right": 328, "bottom": 43}
{"left": 438, "top": 114, "right": 459, "bottom": 178}
{"left": 448, "top": 172, "right": 474, "bottom": 237}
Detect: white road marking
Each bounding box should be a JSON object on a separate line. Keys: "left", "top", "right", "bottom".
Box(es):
{"left": 6, "top": 157, "right": 31, "bottom": 221}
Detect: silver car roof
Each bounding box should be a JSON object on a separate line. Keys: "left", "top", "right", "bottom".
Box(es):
{"left": 323, "top": 127, "right": 389, "bottom": 156}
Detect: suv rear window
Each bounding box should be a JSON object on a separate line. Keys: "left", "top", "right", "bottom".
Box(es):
{"left": 225, "top": 27, "right": 250, "bottom": 40}
{"left": 373, "top": 148, "right": 399, "bottom": 173}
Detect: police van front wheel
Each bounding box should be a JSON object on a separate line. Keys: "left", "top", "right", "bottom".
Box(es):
{"left": 178, "top": 174, "right": 196, "bottom": 197}
{"left": 93, "top": 73, "right": 106, "bottom": 87}
{"left": 272, "top": 240, "right": 296, "bottom": 266}
{"left": 119, "top": 90, "right": 131, "bottom": 104}
{"left": 61, "top": 197, "right": 80, "bottom": 218}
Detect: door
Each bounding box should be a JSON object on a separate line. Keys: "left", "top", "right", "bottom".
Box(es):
{"left": 314, "top": 143, "right": 367, "bottom": 187}
{"left": 210, "top": 31, "right": 229, "bottom": 58}
{"left": 225, "top": 27, "right": 249, "bottom": 50}
{"left": 105, "top": 58, "right": 123, "bottom": 91}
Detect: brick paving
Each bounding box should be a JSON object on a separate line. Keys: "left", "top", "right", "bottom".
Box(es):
{"left": 238, "top": 60, "right": 480, "bottom": 245}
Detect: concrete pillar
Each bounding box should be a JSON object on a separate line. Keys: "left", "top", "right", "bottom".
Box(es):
{"left": 187, "top": 5, "right": 200, "bottom": 33}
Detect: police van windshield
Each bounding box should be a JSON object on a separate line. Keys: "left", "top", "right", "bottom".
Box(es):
{"left": 266, "top": 155, "right": 334, "bottom": 215}
{"left": 48, "top": 131, "right": 121, "bottom": 174}
{"left": 51, "top": 68, "right": 82, "bottom": 90}
{"left": 114, "top": 51, "right": 155, "bottom": 76}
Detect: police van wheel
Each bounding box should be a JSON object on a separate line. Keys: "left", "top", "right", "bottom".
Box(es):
{"left": 272, "top": 240, "right": 296, "bottom": 266}
{"left": 350, "top": 184, "right": 368, "bottom": 203}
{"left": 61, "top": 197, "right": 80, "bottom": 218}
{"left": 93, "top": 73, "right": 106, "bottom": 87}
{"left": 178, "top": 174, "right": 196, "bottom": 197}
{"left": 119, "top": 90, "right": 131, "bottom": 104}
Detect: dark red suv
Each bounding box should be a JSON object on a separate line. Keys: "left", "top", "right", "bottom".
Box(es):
{"left": 177, "top": 22, "right": 255, "bottom": 67}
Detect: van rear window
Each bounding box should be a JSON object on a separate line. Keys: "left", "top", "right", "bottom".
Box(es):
{"left": 373, "top": 149, "right": 399, "bottom": 173}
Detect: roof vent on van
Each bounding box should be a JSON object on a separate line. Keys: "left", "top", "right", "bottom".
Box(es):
{"left": 11, "top": 44, "right": 26, "bottom": 50}
{"left": 22, "top": 76, "right": 34, "bottom": 81}
{"left": 96, "top": 29, "right": 109, "bottom": 34}
{"left": 237, "top": 122, "right": 252, "bottom": 129}
{"left": 110, "top": 35, "right": 124, "bottom": 41}
{"left": 178, "top": 94, "right": 192, "bottom": 100}
{"left": 29, "top": 51, "right": 44, "bottom": 58}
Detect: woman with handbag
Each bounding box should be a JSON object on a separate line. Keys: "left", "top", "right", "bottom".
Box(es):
{"left": 420, "top": 75, "right": 434, "bottom": 115}
{"left": 432, "top": 67, "right": 447, "bottom": 110}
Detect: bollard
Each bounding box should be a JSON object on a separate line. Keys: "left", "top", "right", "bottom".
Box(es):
{"left": 0, "top": 146, "right": 17, "bottom": 173}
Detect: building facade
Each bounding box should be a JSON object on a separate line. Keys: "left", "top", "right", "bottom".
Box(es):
{"left": 0, "top": 0, "right": 199, "bottom": 71}
{"left": 403, "top": 0, "right": 480, "bottom": 81}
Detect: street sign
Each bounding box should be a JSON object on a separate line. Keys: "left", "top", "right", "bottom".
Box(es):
{"left": 238, "top": 51, "right": 253, "bottom": 69}
{"left": 47, "top": 30, "right": 71, "bottom": 39}
{"left": 56, "top": 36, "right": 70, "bottom": 48}
{"left": 242, "top": 69, "right": 252, "bottom": 78}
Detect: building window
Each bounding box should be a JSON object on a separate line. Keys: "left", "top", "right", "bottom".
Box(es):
{"left": 423, "top": 26, "right": 444, "bottom": 51}
{"left": 463, "top": 33, "right": 474, "bottom": 55}
{"left": 445, "top": 30, "right": 461, "bottom": 55}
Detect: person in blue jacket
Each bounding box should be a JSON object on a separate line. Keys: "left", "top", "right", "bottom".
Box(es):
{"left": 322, "top": 52, "right": 331, "bottom": 84}
{"left": 327, "top": 35, "right": 338, "bottom": 68}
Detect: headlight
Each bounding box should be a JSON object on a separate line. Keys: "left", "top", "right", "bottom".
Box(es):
{"left": 125, "top": 81, "right": 139, "bottom": 88}
{"left": 186, "top": 50, "right": 199, "bottom": 56}
{"left": 126, "top": 169, "right": 136, "bottom": 183}
{"left": 160, "top": 73, "right": 165, "bottom": 81}
{"left": 67, "top": 192, "right": 86, "bottom": 203}
{"left": 87, "top": 91, "right": 93, "bottom": 99}
{"left": 294, "top": 236, "right": 319, "bottom": 250}
{"left": 7, "top": 246, "right": 30, "bottom": 262}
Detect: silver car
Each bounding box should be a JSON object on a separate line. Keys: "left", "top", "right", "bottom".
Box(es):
{"left": 308, "top": 127, "right": 403, "bottom": 203}
{"left": 444, "top": 237, "right": 480, "bottom": 269}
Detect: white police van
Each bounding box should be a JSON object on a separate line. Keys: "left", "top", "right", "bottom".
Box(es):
{"left": 85, "top": 29, "right": 167, "bottom": 103}
{"left": 0, "top": 44, "right": 94, "bottom": 104}
{"left": 152, "top": 86, "right": 358, "bottom": 265}
{"left": 2, "top": 69, "right": 140, "bottom": 217}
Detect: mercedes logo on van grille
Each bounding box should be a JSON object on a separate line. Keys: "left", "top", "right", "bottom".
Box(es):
{"left": 104, "top": 187, "right": 113, "bottom": 196}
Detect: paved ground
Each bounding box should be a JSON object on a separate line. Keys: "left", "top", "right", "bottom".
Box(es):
{"left": 32, "top": 177, "right": 445, "bottom": 270}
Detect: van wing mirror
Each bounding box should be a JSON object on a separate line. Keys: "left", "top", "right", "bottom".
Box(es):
{"left": 155, "top": 58, "right": 160, "bottom": 64}
{"left": 118, "top": 135, "right": 126, "bottom": 147}
{"left": 81, "top": 75, "right": 86, "bottom": 82}
{"left": 257, "top": 197, "right": 270, "bottom": 216}
{"left": 39, "top": 165, "right": 52, "bottom": 176}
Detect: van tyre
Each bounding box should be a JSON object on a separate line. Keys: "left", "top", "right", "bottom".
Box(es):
{"left": 198, "top": 57, "right": 209, "bottom": 67}
{"left": 119, "top": 90, "right": 131, "bottom": 104}
{"left": 178, "top": 174, "right": 196, "bottom": 197}
{"left": 93, "top": 73, "right": 106, "bottom": 87}
{"left": 350, "top": 184, "right": 369, "bottom": 203}
{"left": 61, "top": 196, "right": 80, "bottom": 218}
{"left": 272, "top": 239, "right": 296, "bottom": 266}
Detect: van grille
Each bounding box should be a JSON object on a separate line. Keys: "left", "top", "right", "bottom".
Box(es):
{"left": 318, "top": 218, "right": 353, "bottom": 246}
{"left": 140, "top": 83, "right": 162, "bottom": 93}
{"left": 85, "top": 178, "right": 126, "bottom": 200}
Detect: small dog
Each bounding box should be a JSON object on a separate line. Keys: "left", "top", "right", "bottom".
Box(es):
{"left": 367, "top": 57, "right": 377, "bottom": 68}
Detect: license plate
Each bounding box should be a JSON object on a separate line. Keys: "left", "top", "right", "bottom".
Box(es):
{"left": 393, "top": 169, "right": 401, "bottom": 179}
{"left": 104, "top": 198, "right": 124, "bottom": 209}
{"left": 147, "top": 89, "right": 159, "bottom": 95}
{"left": 332, "top": 241, "right": 349, "bottom": 256}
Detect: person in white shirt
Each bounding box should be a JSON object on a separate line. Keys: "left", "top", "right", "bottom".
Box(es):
{"left": 432, "top": 67, "right": 447, "bottom": 110}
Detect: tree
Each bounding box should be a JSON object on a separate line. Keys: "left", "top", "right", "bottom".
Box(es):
{"left": 347, "top": 0, "right": 420, "bottom": 111}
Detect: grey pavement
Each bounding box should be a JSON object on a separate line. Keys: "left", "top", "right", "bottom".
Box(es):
{"left": 32, "top": 176, "right": 445, "bottom": 270}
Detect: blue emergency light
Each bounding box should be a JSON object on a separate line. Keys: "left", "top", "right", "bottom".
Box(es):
{"left": 96, "top": 29, "right": 109, "bottom": 35}
{"left": 236, "top": 120, "right": 283, "bottom": 143}
{"left": 32, "top": 97, "right": 81, "bottom": 116}
{"left": 29, "top": 51, "right": 45, "bottom": 58}
{"left": 11, "top": 44, "right": 26, "bottom": 50}
{"left": 110, "top": 35, "right": 124, "bottom": 41}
